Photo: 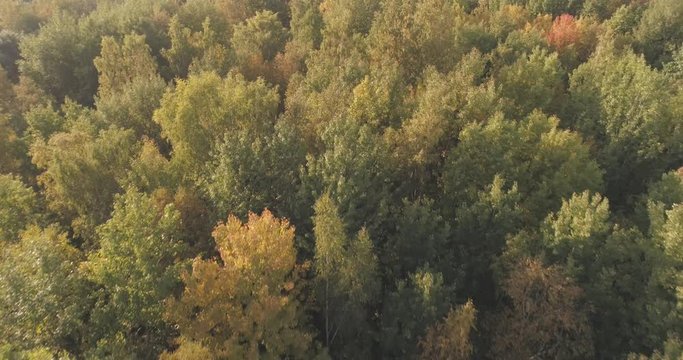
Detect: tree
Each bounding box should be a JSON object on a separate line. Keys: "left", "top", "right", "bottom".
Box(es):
{"left": 95, "top": 76, "right": 167, "bottom": 141}
{"left": 163, "top": 210, "right": 315, "bottom": 359}
{"left": 568, "top": 45, "right": 683, "bottom": 207}
{"left": 82, "top": 189, "right": 185, "bottom": 358}
{"left": 94, "top": 33, "right": 159, "bottom": 97}
{"left": 386, "top": 52, "right": 500, "bottom": 194}
{"left": 203, "top": 121, "right": 307, "bottom": 223}
{"left": 366, "top": 0, "right": 493, "bottom": 81}
{"left": 232, "top": 10, "right": 289, "bottom": 82}
{"left": 31, "top": 124, "right": 139, "bottom": 243}
{"left": 496, "top": 46, "right": 566, "bottom": 118}
{"left": 94, "top": 33, "right": 167, "bottom": 141}
{"left": 0, "top": 226, "right": 89, "bottom": 355}
{"left": 313, "top": 194, "right": 379, "bottom": 358}
{"left": 0, "top": 175, "right": 39, "bottom": 242}
{"left": 489, "top": 258, "right": 593, "bottom": 360}
{"left": 162, "top": 16, "right": 232, "bottom": 79}
{"left": 505, "top": 191, "right": 670, "bottom": 357}
{"left": 214, "top": 0, "right": 289, "bottom": 26}
{"left": 453, "top": 176, "right": 525, "bottom": 306}
{"left": 384, "top": 198, "right": 455, "bottom": 281}
{"left": 305, "top": 118, "right": 398, "bottom": 236}
{"left": 651, "top": 204, "right": 683, "bottom": 344}
{"left": 419, "top": 300, "right": 477, "bottom": 360}
{"left": 0, "top": 114, "right": 24, "bottom": 175}
{"left": 441, "top": 111, "right": 603, "bottom": 224}
{"left": 381, "top": 269, "right": 454, "bottom": 358}
{"left": 153, "top": 71, "right": 279, "bottom": 178}
{"left": 636, "top": 170, "right": 683, "bottom": 235}
{"left": 18, "top": 13, "right": 100, "bottom": 104}
{"left": 546, "top": 14, "right": 600, "bottom": 69}
{"left": 635, "top": 0, "right": 683, "bottom": 67}
{"left": 524, "top": 0, "right": 583, "bottom": 16}
{"left": 0, "top": 30, "right": 20, "bottom": 81}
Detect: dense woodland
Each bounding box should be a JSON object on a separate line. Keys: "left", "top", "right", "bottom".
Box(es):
{"left": 0, "top": 0, "right": 682, "bottom": 358}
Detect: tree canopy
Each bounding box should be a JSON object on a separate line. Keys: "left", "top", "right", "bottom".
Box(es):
{"left": 0, "top": 0, "right": 681, "bottom": 358}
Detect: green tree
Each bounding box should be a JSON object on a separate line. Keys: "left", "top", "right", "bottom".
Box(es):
{"left": 0, "top": 175, "right": 39, "bottom": 242}
{"left": 506, "top": 191, "right": 670, "bottom": 357}
{"left": 0, "top": 114, "right": 25, "bottom": 175}
{"left": 154, "top": 71, "right": 279, "bottom": 178}
{"left": 453, "top": 176, "right": 525, "bottom": 305}
{"left": 162, "top": 16, "right": 232, "bottom": 79}
{"left": 18, "top": 13, "right": 100, "bottom": 104}
{"left": 82, "top": 189, "right": 185, "bottom": 358}
{"left": 651, "top": 204, "right": 683, "bottom": 346}
{"left": 442, "top": 111, "right": 603, "bottom": 224}
{"left": 0, "top": 226, "right": 89, "bottom": 355}
{"left": 31, "top": 125, "right": 139, "bottom": 243}
{"left": 568, "top": 45, "right": 683, "bottom": 207}
{"left": 384, "top": 198, "right": 455, "bottom": 281}
{"left": 313, "top": 194, "right": 379, "bottom": 358}
{"left": 635, "top": 0, "right": 683, "bottom": 67}
{"left": 203, "top": 121, "right": 306, "bottom": 223}
{"left": 381, "top": 269, "right": 454, "bottom": 358}
{"left": 496, "top": 46, "right": 566, "bottom": 118}
{"left": 0, "top": 30, "right": 20, "bottom": 81}
{"left": 214, "top": 0, "right": 289, "bottom": 26}
{"left": 94, "top": 33, "right": 167, "bottom": 141}
{"left": 232, "top": 10, "right": 289, "bottom": 81}
{"left": 94, "top": 33, "right": 159, "bottom": 98}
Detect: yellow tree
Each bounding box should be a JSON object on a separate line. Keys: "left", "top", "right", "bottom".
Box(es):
{"left": 163, "top": 210, "right": 315, "bottom": 359}
{"left": 420, "top": 300, "right": 477, "bottom": 360}
{"left": 490, "top": 258, "right": 593, "bottom": 360}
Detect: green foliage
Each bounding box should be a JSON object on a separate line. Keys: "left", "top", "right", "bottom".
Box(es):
{"left": 0, "top": 175, "right": 39, "bottom": 242}
{"left": 381, "top": 269, "right": 454, "bottom": 358}
{"left": 31, "top": 125, "right": 139, "bottom": 243}
{"left": 569, "top": 46, "right": 683, "bottom": 207}
{"left": 94, "top": 33, "right": 159, "bottom": 97}
{"left": 232, "top": 10, "right": 289, "bottom": 63}
{"left": 203, "top": 121, "right": 306, "bottom": 222}
{"left": 2, "top": 1, "right": 682, "bottom": 358}
{"left": 0, "top": 114, "right": 25, "bottom": 175}
{"left": 635, "top": 0, "right": 683, "bottom": 67}
{"left": 0, "top": 226, "right": 89, "bottom": 354}
{"left": 506, "top": 191, "right": 673, "bottom": 357}
{"left": 651, "top": 204, "right": 683, "bottom": 337}
{"left": 162, "top": 16, "right": 232, "bottom": 78}
{"left": 366, "top": 0, "right": 495, "bottom": 81}
{"left": 154, "top": 71, "right": 279, "bottom": 177}
{"left": 82, "top": 189, "right": 185, "bottom": 358}
{"left": 384, "top": 198, "right": 454, "bottom": 281}
{"left": 0, "top": 30, "right": 21, "bottom": 81}
{"left": 94, "top": 33, "right": 167, "bottom": 140}
{"left": 496, "top": 46, "right": 566, "bottom": 118}
{"left": 442, "top": 111, "right": 603, "bottom": 224}
{"left": 18, "top": 13, "right": 100, "bottom": 104}
{"left": 95, "top": 76, "right": 167, "bottom": 141}
{"left": 24, "top": 105, "right": 66, "bottom": 143}
{"left": 305, "top": 118, "right": 397, "bottom": 236}
{"left": 454, "top": 176, "right": 525, "bottom": 304}
{"left": 313, "top": 194, "right": 379, "bottom": 357}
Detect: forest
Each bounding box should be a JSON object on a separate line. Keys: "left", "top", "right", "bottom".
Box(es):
{"left": 0, "top": 0, "right": 682, "bottom": 358}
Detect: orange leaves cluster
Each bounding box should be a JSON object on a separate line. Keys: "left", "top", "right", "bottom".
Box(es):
{"left": 547, "top": 14, "right": 580, "bottom": 51}
{"left": 163, "top": 210, "right": 313, "bottom": 359}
